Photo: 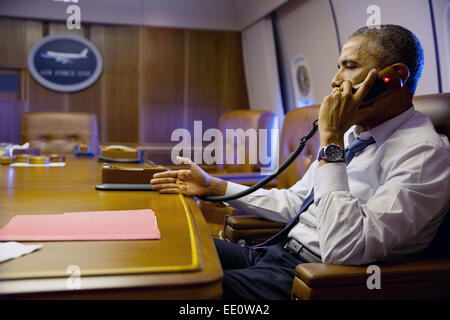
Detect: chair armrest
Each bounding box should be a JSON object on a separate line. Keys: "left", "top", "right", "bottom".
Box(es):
{"left": 226, "top": 215, "right": 286, "bottom": 229}
{"left": 296, "top": 258, "right": 450, "bottom": 288}
{"left": 212, "top": 172, "right": 277, "bottom": 188}
{"left": 224, "top": 215, "right": 286, "bottom": 246}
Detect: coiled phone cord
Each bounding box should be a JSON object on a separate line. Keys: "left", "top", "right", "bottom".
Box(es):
{"left": 199, "top": 119, "right": 319, "bottom": 202}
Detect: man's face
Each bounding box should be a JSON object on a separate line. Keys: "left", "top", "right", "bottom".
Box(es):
{"left": 330, "top": 35, "right": 412, "bottom": 130}
{"left": 331, "top": 36, "right": 380, "bottom": 89}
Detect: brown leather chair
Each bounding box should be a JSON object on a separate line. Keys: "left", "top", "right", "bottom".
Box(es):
{"left": 199, "top": 109, "right": 278, "bottom": 238}
{"left": 21, "top": 112, "right": 99, "bottom": 155}
{"left": 215, "top": 109, "right": 278, "bottom": 174}
{"left": 412, "top": 92, "right": 450, "bottom": 136}
{"left": 292, "top": 208, "right": 450, "bottom": 300}
{"left": 192, "top": 109, "right": 278, "bottom": 180}
{"left": 223, "top": 105, "right": 320, "bottom": 245}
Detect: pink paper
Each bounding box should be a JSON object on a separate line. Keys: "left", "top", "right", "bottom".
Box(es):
{"left": 0, "top": 209, "right": 160, "bottom": 241}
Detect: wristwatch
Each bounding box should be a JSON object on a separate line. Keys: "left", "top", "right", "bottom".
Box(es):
{"left": 318, "top": 144, "right": 345, "bottom": 162}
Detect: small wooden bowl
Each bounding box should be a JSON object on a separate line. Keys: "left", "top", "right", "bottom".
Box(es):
{"left": 29, "top": 156, "right": 51, "bottom": 164}
{"left": 14, "top": 154, "right": 31, "bottom": 163}
{"left": 0, "top": 157, "right": 13, "bottom": 165}
{"left": 49, "top": 154, "right": 66, "bottom": 162}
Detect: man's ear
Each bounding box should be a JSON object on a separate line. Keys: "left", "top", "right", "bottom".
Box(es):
{"left": 391, "top": 63, "right": 410, "bottom": 87}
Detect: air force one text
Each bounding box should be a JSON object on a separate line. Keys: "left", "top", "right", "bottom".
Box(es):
{"left": 40, "top": 48, "right": 88, "bottom": 64}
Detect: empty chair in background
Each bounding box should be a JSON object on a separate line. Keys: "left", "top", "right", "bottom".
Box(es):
{"left": 21, "top": 111, "right": 99, "bottom": 155}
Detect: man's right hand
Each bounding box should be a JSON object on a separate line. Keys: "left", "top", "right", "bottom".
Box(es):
{"left": 150, "top": 156, "right": 227, "bottom": 197}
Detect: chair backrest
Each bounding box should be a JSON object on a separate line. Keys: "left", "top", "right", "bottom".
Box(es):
{"left": 413, "top": 93, "right": 450, "bottom": 257}
{"left": 277, "top": 105, "right": 320, "bottom": 189}
{"left": 426, "top": 206, "right": 450, "bottom": 258}
{"left": 412, "top": 92, "right": 450, "bottom": 138}
{"left": 21, "top": 111, "right": 99, "bottom": 154}
{"left": 217, "top": 109, "right": 278, "bottom": 173}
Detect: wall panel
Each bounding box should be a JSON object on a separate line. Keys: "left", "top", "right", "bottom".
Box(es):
{"left": 432, "top": 0, "right": 450, "bottom": 92}
{"left": 227, "top": 32, "right": 250, "bottom": 110}
{"left": 67, "top": 78, "right": 103, "bottom": 114}
{"left": 140, "top": 27, "right": 249, "bottom": 146}
{"left": 0, "top": 18, "right": 26, "bottom": 69}
{"left": 49, "top": 21, "right": 85, "bottom": 37}
{"left": 23, "top": 20, "right": 43, "bottom": 73}
{"left": 140, "top": 27, "right": 185, "bottom": 106}
{"left": 25, "top": 70, "right": 66, "bottom": 112}
{"left": 90, "top": 25, "right": 140, "bottom": 74}
{"left": 104, "top": 73, "right": 140, "bottom": 143}
{"left": 187, "top": 30, "right": 229, "bottom": 107}
{"left": 0, "top": 100, "right": 23, "bottom": 144}
{"left": 241, "top": 17, "right": 284, "bottom": 127}
{"left": 275, "top": 0, "right": 340, "bottom": 110}
{"left": 0, "top": 70, "right": 23, "bottom": 144}
{"left": 140, "top": 103, "right": 185, "bottom": 144}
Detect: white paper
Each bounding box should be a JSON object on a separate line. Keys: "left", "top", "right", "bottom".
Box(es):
{"left": 0, "top": 242, "right": 42, "bottom": 263}
{"left": 10, "top": 162, "right": 66, "bottom": 167}
{"left": 12, "top": 142, "right": 30, "bottom": 150}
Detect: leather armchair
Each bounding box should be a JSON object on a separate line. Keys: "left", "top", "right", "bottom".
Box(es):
{"left": 412, "top": 92, "right": 450, "bottom": 136}
{"left": 223, "top": 105, "right": 320, "bottom": 245}
{"left": 21, "top": 112, "right": 99, "bottom": 155}
{"left": 292, "top": 207, "right": 450, "bottom": 299}
{"left": 208, "top": 109, "right": 279, "bottom": 186}
{"left": 292, "top": 258, "right": 450, "bottom": 300}
{"left": 198, "top": 109, "right": 278, "bottom": 237}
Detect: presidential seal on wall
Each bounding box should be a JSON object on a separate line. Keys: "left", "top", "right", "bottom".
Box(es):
{"left": 28, "top": 34, "right": 103, "bottom": 93}
{"left": 296, "top": 65, "right": 310, "bottom": 97}
{"left": 292, "top": 55, "right": 314, "bottom": 108}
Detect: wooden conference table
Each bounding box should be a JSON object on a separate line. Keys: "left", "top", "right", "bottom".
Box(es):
{"left": 0, "top": 156, "right": 223, "bottom": 299}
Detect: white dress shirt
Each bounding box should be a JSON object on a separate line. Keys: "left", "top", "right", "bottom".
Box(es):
{"left": 224, "top": 106, "right": 450, "bottom": 265}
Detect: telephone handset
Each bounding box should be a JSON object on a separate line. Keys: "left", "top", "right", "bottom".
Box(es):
{"left": 99, "top": 145, "right": 143, "bottom": 163}
{"left": 103, "top": 145, "right": 137, "bottom": 152}
{"left": 353, "top": 66, "right": 403, "bottom": 108}
{"left": 200, "top": 66, "right": 401, "bottom": 202}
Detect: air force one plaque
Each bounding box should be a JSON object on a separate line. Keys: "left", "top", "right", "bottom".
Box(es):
{"left": 28, "top": 34, "right": 103, "bottom": 93}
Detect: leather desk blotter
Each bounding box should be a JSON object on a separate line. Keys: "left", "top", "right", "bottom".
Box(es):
{"left": 95, "top": 165, "right": 167, "bottom": 191}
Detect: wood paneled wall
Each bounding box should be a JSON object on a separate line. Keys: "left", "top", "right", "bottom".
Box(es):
{"left": 0, "top": 17, "right": 249, "bottom": 148}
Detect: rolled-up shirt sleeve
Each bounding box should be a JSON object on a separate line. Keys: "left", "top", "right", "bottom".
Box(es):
{"left": 313, "top": 162, "right": 349, "bottom": 201}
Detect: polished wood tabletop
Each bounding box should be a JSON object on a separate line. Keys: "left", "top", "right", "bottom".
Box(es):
{"left": 0, "top": 157, "right": 222, "bottom": 299}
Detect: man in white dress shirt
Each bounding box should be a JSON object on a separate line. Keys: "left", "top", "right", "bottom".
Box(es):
{"left": 151, "top": 25, "right": 450, "bottom": 299}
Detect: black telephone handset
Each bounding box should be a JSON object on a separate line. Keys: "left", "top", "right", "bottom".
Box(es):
{"left": 353, "top": 66, "right": 403, "bottom": 108}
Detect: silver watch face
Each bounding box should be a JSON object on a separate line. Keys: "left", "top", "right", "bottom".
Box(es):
{"left": 324, "top": 144, "right": 344, "bottom": 161}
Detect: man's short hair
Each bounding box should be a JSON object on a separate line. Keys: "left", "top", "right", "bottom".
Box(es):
{"left": 350, "top": 24, "right": 424, "bottom": 95}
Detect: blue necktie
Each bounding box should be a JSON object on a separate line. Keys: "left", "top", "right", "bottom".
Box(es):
{"left": 255, "top": 136, "right": 376, "bottom": 247}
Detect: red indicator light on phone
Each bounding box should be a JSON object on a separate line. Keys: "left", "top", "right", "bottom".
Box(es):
{"left": 383, "top": 77, "right": 391, "bottom": 83}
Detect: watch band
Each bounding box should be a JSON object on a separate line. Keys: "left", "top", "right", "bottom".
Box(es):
{"left": 318, "top": 144, "right": 345, "bottom": 162}
{"left": 317, "top": 148, "right": 326, "bottom": 161}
